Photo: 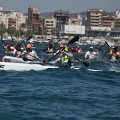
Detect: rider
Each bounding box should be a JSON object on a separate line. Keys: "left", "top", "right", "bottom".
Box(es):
{"left": 105, "top": 46, "right": 119, "bottom": 60}
{"left": 106, "top": 46, "right": 114, "bottom": 57}
{"left": 22, "top": 44, "right": 40, "bottom": 61}
{"left": 53, "top": 43, "right": 65, "bottom": 55}
{"left": 3, "top": 42, "right": 8, "bottom": 50}
{"left": 13, "top": 43, "right": 23, "bottom": 57}
{"left": 72, "top": 45, "right": 83, "bottom": 53}
{"left": 110, "top": 47, "right": 120, "bottom": 60}
{"left": 85, "top": 46, "right": 97, "bottom": 60}
{"left": 3, "top": 42, "right": 14, "bottom": 53}
{"left": 77, "top": 45, "right": 83, "bottom": 53}
{"left": 46, "top": 44, "right": 74, "bottom": 68}
{"left": 47, "top": 43, "right": 55, "bottom": 53}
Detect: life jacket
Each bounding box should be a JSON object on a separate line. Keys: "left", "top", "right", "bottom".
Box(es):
{"left": 23, "top": 51, "right": 33, "bottom": 61}
{"left": 78, "top": 48, "right": 83, "bottom": 52}
{"left": 47, "top": 47, "right": 53, "bottom": 53}
{"left": 115, "top": 52, "right": 119, "bottom": 56}
{"left": 89, "top": 52, "right": 96, "bottom": 59}
{"left": 61, "top": 55, "right": 69, "bottom": 63}
{"left": 26, "top": 53, "right": 33, "bottom": 61}
{"left": 14, "top": 50, "right": 21, "bottom": 57}
{"left": 109, "top": 50, "right": 113, "bottom": 55}
{"left": 72, "top": 47, "right": 75, "bottom": 52}
{"left": 114, "top": 52, "right": 120, "bottom": 59}
{"left": 7, "top": 46, "right": 14, "bottom": 52}
{"left": 64, "top": 47, "right": 69, "bottom": 52}
{"left": 72, "top": 47, "right": 78, "bottom": 53}
{"left": 61, "top": 55, "right": 72, "bottom": 67}
{"left": 74, "top": 48, "right": 78, "bottom": 53}
{"left": 119, "top": 52, "right": 120, "bottom": 56}
{"left": 3, "top": 44, "right": 8, "bottom": 49}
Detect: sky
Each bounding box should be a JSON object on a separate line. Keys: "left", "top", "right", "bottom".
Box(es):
{"left": 0, "top": 0, "right": 120, "bottom": 13}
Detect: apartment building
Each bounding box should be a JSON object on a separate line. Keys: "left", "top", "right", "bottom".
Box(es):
{"left": 114, "top": 17, "right": 120, "bottom": 28}
{"left": 87, "top": 9, "right": 115, "bottom": 28}
{"left": 114, "top": 11, "right": 120, "bottom": 28}
{"left": 87, "top": 9, "right": 104, "bottom": 27}
{"left": 54, "top": 10, "right": 69, "bottom": 36}
{"left": 16, "top": 12, "right": 25, "bottom": 29}
{"left": 70, "top": 14, "right": 82, "bottom": 25}
{"left": 0, "top": 7, "right": 25, "bottom": 30}
{"left": 102, "top": 16, "right": 114, "bottom": 28}
{"left": 28, "top": 6, "right": 42, "bottom": 33}
{"left": 44, "top": 17, "right": 56, "bottom": 35}
{"left": 54, "top": 10, "right": 69, "bottom": 26}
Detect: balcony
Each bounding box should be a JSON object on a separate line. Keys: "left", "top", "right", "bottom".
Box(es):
{"left": 91, "top": 17, "right": 99, "bottom": 19}
{"left": 90, "top": 20, "right": 99, "bottom": 22}
{"left": 90, "top": 23, "right": 99, "bottom": 25}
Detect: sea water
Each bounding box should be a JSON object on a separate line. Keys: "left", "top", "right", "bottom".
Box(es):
{"left": 0, "top": 41, "right": 120, "bottom": 120}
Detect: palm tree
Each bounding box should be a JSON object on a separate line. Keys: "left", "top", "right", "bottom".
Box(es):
{"left": 0, "top": 22, "right": 6, "bottom": 34}
{"left": 18, "top": 23, "right": 27, "bottom": 36}
{"left": 51, "top": 28, "right": 56, "bottom": 35}
{"left": 20, "top": 23, "right": 26, "bottom": 28}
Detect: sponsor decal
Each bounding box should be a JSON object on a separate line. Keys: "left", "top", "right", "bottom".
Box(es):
{"left": 0, "top": 64, "right": 5, "bottom": 68}
{"left": 4, "top": 58, "right": 11, "bottom": 62}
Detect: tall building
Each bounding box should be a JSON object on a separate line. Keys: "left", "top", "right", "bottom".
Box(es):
{"left": 54, "top": 10, "right": 69, "bottom": 36}
{"left": 0, "top": 7, "right": 25, "bottom": 30}
{"left": 16, "top": 12, "right": 25, "bottom": 29}
{"left": 28, "top": 6, "right": 42, "bottom": 33}
{"left": 116, "top": 11, "right": 120, "bottom": 17}
{"left": 114, "top": 17, "right": 120, "bottom": 28}
{"left": 54, "top": 10, "right": 69, "bottom": 25}
{"left": 44, "top": 17, "right": 56, "bottom": 35}
{"left": 87, "top": 9, "right": 115, "bottom": 28}
{"left": 102, "top": 16, "right": 114, "bottom": 28}
{"left": 114, "top": 11, "right": 120, "bottom": 28}
{"left": 70, "top": 14, "right": 82, "bottom": 25}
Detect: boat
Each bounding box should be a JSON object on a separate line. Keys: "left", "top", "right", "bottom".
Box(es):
{"left": 0, "top": 62, "right": 58, "bottom": 71}
{"left": 87, "top": 69, "right": 103, "bottom": 71}
{"left": 0, "top": 55, "right": 58, "bottom": 71}
{"left": 1, "top": 55, "right": 48, "bottom": 64}
{"left": 72, "top": 52, "right": 85, "bottom": 55}
{"left": 1, "top": 56, "right": 28, "bottom": 63}
{"left": 43, "top": 52, "right": 54, "bottom": 56}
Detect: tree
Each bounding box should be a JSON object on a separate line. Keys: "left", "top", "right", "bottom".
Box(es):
{"left": 0, "top": 22, "right": 6, "bottom": 34}
{"left": 0, "top": 22, "right": 6, "bottom": 29}
{"left": 20, "top": 23, "right": 26, "bottom": 28}
{"left": 51, "top": 28, "right": 56, "bottom": 35}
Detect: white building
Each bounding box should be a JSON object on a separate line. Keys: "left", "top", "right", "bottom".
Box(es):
{"left": 116, "top": 11, "right": 120, "bottom": 18}
{"left": 44, "top": 17, "right": 56, "bottom": 35}
{"left": 0, "top": 7, "right": 26, "bottom": 30}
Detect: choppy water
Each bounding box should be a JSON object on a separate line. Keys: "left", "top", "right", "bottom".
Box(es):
{"left": 0, "top": 41, "right": 120, "bottom": 120}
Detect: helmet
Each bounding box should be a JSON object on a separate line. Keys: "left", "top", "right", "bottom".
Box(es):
{"left": 26, "top": 44, "right": 32, "bottom": 48}
{"left": 60, "top": 44, "right": 64, "bottom": 48}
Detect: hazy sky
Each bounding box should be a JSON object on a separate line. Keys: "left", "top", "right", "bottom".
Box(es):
{"left": 0, "top": 0, "right": 120, "bottom": 13}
